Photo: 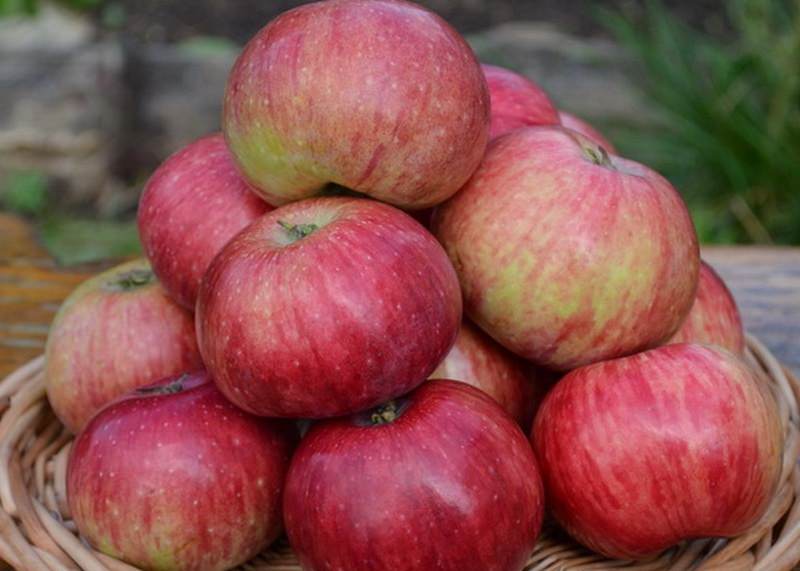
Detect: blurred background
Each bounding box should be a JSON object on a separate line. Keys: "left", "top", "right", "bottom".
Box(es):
{"left": 0, "top": 0, "right": 797, "bottom": 264}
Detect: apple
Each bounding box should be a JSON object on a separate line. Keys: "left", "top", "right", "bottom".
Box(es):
{"left": 284, "top": 380, "right": 544, "bottom": 571}
{"left": 433, "top": 126, "right": 699, "bottom": 370}
{"left": 668, "top": 261, "right": 745, "bottom": 354}
{"left": 534, "top": 343, "right": 783, "bottom": 560}
{"left": 68, "top": 371, "right": 296, "bottom": 571}
{"left": 45, "top": 258, "right": 203, "bottom": 432}
{"left": 558, "top": 111, "right": 616, "bottom": 152}
{"left": 223, "top": 0, "right": 490, "bottom": 210}
{"left": 430, "top": 320, "right": 550, "bottom": 426}
{"left": 197, "top": 196, "right": 462, "bottom": 418}
{"left": 482, "top": 63, "right": 559, "bottom": 140}
{"left": 138, "top": 133, "right": 272, "bottom": 310}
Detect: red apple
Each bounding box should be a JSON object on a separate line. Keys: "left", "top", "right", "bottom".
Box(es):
{"left": 430, "top": 320, "right": 549, "bottom": 426}
{"left": 223, "top": 0, "right": 490, "bottom": 209}
{"left": 669, "top": 261, "right": 745, "bottom": 354}
{"left": 434, "top": 127, "right": 699, "bottom": 370}
{"left": 558, "top": 111, "right": 616, "bottom": 152}
{"left": 482, "top": 63, "right": 559, "bottom": 140}
{"left": 534, "top": 344, "right": 783, "bottom": 560}
{"left": 284, "top": 380, "right": 544, "bottom": 571}
{"left": 45, "top": 259, "right": 203, "bottom": 432}
{"left": 68, "top": 371, "right": 295, "bottom": 571}
{"left": 197, "top": 197, "right": 462, "bottom": 418}
{"left": 138, "top": 133, "right": 272, "bottom": 310}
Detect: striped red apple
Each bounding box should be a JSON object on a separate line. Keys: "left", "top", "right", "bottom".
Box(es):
{"left": 138, "top": 133, "right": 272, "bottom": 310}
{"left": 68, "top": 371, "right": 296, "bottom": 571}
{"left": 45, "top": 259, "right": 202, "bottom": 432}
{"left": 434, "top": 126, "right": 699, "bottom": 370}
{"left": 197, "top": 197, "right": 462, "bottom": 418}
{"left": 534, "top": 344, "right": 783, "bottom": 559}
{"left": 285, "top": 380, "right": 544, "bottom": 571}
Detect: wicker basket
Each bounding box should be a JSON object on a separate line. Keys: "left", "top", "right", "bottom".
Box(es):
{"left": 0, "top": 335, "right": 798, "bottom": 571}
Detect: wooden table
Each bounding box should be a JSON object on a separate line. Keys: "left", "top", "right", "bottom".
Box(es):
{"left": 1, "top": 213, "right": 799, "bottom": 377}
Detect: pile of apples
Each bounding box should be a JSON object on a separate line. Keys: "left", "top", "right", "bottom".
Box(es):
{"left": 43, "top": 1, "right": 784, "bottom": 570}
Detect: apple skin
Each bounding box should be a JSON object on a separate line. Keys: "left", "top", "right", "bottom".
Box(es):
{"left": 433, "top": 126, "right": 699, "bottom": 370}
{"left": 668, "top": 261, "right": 745, "bottom": 355}
{"left": 558, "top": 111, "right": 616, "bottom": 152}
{"left": 430, "top": 320, "right": 551, "bottom": 426}
{"left": 67, "top": 371, "right": 296, "bottom": 571}
{"left": 138, "top": 133, "right": 272, "bottom": 310}
{"left": 223, "top": 0, "right": 490, "bottom": 210}
{"left": 45, "top": 259, "right": 203, "bottom": 433}
{"left": 482, "top": 64, "right": 559, "bottom": 140}
{"left": 533, "top": 343, "right": 783, "bottom": 560}
{"left": 284, "top": 380, "right": 544, "bottom": 571}
{"left": 197, "top": 197, "right": 462, "bottom": 418}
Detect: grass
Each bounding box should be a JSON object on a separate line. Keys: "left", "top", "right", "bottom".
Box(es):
{"left": 599, "top": 0, "right": 800, "bottom": 245}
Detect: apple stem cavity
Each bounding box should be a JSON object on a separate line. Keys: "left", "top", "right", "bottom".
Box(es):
{"left": 370, "top": 401, "right": 400, "bottom": 425}
{"left": 322, "top": 183, "right": 361, "bottom": 198}
{"left": 564, "top": 128, "right": 616, "bottom": 170}
{"left": 278, "top": 220, "right": 319, "bottom": 242}
{"left": 110, "top": 269, "right": 154, "bottom": 291}
{"left": 136, "top": 375, "right": 187, "bottom": 396}
{"left": 581, "top": 143, "right": 615, "bottom": 169}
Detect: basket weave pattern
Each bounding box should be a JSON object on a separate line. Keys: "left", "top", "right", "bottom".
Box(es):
{"left": 0, "top": 335, "right": 798, "bottom": 571}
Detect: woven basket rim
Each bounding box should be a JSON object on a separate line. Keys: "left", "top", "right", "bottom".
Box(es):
{"left": 0, "top": 335, "right": 798, "bottom": 571}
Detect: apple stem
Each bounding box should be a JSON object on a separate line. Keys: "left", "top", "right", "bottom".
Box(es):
{"left": 278, "top": 220, "right": 319, "bottom": 242}
{"left": 370, "top": 401, "right": 399, "bottom": 425}
{"left": 114, "top": 269, "right": 154, "bottom": 290}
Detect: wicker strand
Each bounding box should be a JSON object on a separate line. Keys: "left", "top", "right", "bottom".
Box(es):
{"left": 0, "top": 339, "right": 795, "bottom": 571}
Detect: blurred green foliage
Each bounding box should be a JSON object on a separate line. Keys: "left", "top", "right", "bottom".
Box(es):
{"left": 177, "top": 36, "right": 240, "bottom": 58}
{"left": 2, "top": 170, "right": 141, "bottom": 265}
{"left": 0, "top": 0, "right": 35, "bottom": 16}
{"left": 0, "top": 171, "right": 48, "bottom": 216}
{"left": 601, "top": 0, "right": 800, "bottom": 245}
{"left": 0, "top": 0, "right": 101, "bottom": 16}
{"left": 40, "top": 217, "right": 141, "bottom": 266}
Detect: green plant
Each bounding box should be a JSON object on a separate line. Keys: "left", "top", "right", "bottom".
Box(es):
{"left": 1, "top": 170, "right": 48, "bottom": 216}
{"left": 0, "top": 0, "right": 101, "bottom": 17}
{"left": 600, "top": 0, "right": 800, "bottom": 244}
{"left": 40, "top": 217, "right": 141, "bottom": 266}
{"left": 0, "top": 0, "right": 35, "bottom": 16}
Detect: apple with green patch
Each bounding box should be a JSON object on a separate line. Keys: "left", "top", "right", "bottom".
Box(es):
{"left": 45, "top": 259, "right": 202, "bottom": 433}
{"left": 434, "top": 126, "right": 699, "bottom": 370}
{"left": 223, "top": 0, "right": 490, "bottom": 209}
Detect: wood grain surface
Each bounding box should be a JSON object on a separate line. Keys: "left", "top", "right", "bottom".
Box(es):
{"left": 0, "top": 213, "right": 798, "bottom": 376}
